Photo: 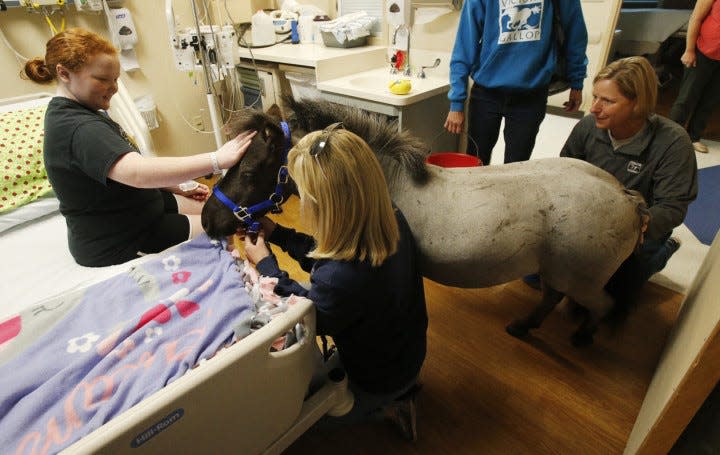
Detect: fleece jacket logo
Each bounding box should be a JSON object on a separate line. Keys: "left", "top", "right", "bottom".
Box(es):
{"left": 498, "top": 0, "right": 545, "bottom": 44}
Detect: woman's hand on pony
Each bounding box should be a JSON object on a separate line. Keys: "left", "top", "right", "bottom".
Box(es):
{"left": 217, "top": 130, "right": 258, "bottom": 169}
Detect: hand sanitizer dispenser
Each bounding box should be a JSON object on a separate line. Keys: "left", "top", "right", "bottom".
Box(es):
{"left": 387, "top": 0, "right": 411, "bottom": 26}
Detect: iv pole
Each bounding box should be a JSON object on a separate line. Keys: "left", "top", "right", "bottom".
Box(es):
{"left": 190, "top": 0, "right": 224, "bottom": 149}
{"left": 165, "top": 0, "right": 224, "bottom": 149}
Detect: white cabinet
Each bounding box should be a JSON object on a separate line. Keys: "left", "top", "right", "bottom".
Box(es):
{"left": 317, "top": 89, "right": 457, "bottom": 153}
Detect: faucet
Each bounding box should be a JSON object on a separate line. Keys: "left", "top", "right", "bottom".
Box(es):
{"left": 391, "top": 24, "right": 412, "bottom": 77}
{"left": 417, "top": 58, "right": 441, "bottom": 79}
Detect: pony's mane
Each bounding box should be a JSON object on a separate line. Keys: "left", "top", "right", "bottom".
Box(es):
{"left": 284, "top": 97, "right": 430, "bottom": 185}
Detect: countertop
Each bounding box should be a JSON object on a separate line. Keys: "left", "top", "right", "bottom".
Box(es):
{"left": 237, "top": 43, "right": 385, "bottom": 68}
{"left": 238, "top": 43, "right": 451, "bottom": 108}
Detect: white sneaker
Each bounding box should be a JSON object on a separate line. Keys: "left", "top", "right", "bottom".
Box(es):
{"left": 693, "top": 141, "right": 709, "bottom": 153}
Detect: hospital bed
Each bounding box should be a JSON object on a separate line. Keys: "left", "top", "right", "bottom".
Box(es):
{"left": 0, "top": 91, "right": 349, "bottom": 454}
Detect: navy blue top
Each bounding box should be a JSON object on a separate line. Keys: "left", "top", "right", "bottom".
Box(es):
{"left": 257, "top": 208, "right": 428, "bottom": 394}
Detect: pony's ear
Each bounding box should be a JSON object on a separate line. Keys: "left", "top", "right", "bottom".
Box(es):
{"left": 266, "top": 104, "right": 283, "bottom": 121}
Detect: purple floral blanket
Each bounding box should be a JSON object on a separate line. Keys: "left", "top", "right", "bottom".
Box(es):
{"left": 0, "top": 234, "right": 255, "bottom": 455}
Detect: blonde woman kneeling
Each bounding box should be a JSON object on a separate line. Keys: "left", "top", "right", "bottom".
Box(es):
{"left": 244, "top": 125, "right": 427, "bottom": 441}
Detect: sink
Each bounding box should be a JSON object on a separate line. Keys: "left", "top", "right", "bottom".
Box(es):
{"left": 348, "top": 74, "right": 395, "bottom": 91}
{"left": 348, "top": 73, "right": 422, "bottom": 95}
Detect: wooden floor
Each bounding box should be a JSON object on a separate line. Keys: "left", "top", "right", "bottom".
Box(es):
{"left": 267, "top": 197, "right": 685, "bottom": 454}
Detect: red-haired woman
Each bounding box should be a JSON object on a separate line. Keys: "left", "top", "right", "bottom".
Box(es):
{"left": 24, "top": 28, "right": 255, "bottom": 266}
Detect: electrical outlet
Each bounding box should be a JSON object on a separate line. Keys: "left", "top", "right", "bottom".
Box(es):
{"left": 192, "top": 115, "right": 204, "bottom": 131}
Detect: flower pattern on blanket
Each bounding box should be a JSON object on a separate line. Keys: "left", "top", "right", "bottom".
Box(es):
{"left": 66, "top": 332, "right": 101, "bottom": 354}
{"left": 0, "top": 234, "right": 257, "bottom": 455}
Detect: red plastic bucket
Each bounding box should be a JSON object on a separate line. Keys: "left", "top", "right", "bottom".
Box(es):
{"left": 426, "top": 152, "right": 482, "bottom": 168}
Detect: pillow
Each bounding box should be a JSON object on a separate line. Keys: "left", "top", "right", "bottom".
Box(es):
{"left": 0, "top": 104, "right": 53, "bottom": 214}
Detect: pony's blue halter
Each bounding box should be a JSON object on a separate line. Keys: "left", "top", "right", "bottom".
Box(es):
{"left": 211, "top": 121, "right": 292, "bottom": 234}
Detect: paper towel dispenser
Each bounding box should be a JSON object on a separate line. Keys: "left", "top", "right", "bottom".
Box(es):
{"left": 411, "top": 0, "right": 462, "bottom": 10}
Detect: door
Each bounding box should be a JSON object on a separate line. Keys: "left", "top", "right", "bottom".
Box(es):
{"left": 546, "top": 0, "right": 623, "bottom": 113}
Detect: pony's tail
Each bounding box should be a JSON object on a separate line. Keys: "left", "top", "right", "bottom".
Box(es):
{"left": 624, "top": 189, "right": 649, "bottom": 252}
{"left": 601, "top": 189, "right": 648, "bottom": 330}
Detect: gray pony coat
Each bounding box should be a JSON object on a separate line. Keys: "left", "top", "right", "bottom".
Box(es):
{"left": 217, "top": 98, "right": 648, "bottom": 342}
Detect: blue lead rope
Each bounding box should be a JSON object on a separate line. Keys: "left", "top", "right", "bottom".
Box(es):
{"left": 211, "top": 121, "right": 292, "bottom": 234}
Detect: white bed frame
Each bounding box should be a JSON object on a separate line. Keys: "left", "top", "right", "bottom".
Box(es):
{"left": 1, "top": 91, "right": 349, "bottom": 454}
{"left": 64, "top": 297, "right": 353, "bottom": 455}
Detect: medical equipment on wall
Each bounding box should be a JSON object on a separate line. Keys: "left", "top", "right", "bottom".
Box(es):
{"left": 165, "top": 0, "right": 233, "bottom": 148}
{"left": 165, "top": 2, "right": 237, "bottom": 76}
{"left": 16, "top": 0, "right": 67, "bottom": 34}
{"left": 6, "top": 0, "right": 124, "bottom": 35}
{"left": 7, "top": 0, "right": 122, "bottom": 10}
{"left": 74, "top": 0, "right": 103, "bottom": 11}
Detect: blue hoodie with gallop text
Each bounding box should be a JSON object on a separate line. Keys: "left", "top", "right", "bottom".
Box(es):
{"left": 448, "top": 0, "right": 589, "bottom": 111}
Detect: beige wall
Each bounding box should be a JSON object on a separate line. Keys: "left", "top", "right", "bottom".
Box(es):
{"left": 0, "top": 1, "right": 339, "bottom": 158}
{"left": 407, "top": 9, "right": 459, "bottom": 52}
{"left": 2, "top": 2, "right": 229, "bottom": 158}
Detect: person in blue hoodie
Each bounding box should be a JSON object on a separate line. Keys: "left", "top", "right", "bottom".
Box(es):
{"left": 444, "top": 1, "right": 588, "bottom": 165}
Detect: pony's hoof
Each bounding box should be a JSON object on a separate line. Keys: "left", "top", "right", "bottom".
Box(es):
{"left": 571, "top": 332, "right": 594, "bottom": 347}
{"left": 506, "top": 323, "right": 530, "bottom": 338}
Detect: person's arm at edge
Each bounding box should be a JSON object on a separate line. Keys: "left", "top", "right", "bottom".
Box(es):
{"left": 645, "top": 135, "right": 698, "bottom": 240}
{"left": 445, "top": 0, "right": 484, "bottom": 133}
{"left": 682, "top": 0, "right": 714, "bottom": 67}
{"left": 560, "top": 0, "right": 589, "bottom": 112}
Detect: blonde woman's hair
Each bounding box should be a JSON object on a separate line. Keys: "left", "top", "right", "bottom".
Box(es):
{"left": 23, "top": 27, "right": 117, "bottom": 84}
{"left": 594, "top": 56, "right": 658, "bottom": 119}
{"left": 287, "top": 128, "right": 400, "bottom": 266}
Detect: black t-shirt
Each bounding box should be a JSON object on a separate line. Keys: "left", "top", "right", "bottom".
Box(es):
{"left": 43, "top": 97, "right": 164, "bottom": 266}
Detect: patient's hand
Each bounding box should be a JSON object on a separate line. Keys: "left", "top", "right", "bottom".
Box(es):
{"left": 167, "top": 182, "right": 209, "bottom": 201}
{"left": 181, "top": 183, "right": 210, "bottom": 201}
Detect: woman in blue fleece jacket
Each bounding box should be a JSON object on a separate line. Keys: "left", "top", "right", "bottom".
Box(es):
{"left": 444, "top": 0, "right": 589, "bottom": 165}
{"left": 243, "top": 125, "right": 428, "bottom": 441}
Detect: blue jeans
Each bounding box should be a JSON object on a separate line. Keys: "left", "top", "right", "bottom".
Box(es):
{"left": 467, "top": 84, "right": 548, "bottom": 165}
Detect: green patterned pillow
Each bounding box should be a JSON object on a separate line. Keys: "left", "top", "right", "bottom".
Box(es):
{"left": 0, "top": 105, "right": 52, "bottom": 214}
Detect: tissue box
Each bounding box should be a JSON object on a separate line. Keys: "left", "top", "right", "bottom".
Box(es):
{"left": 320, "top": 31, "right": 367, "bottom": 48}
